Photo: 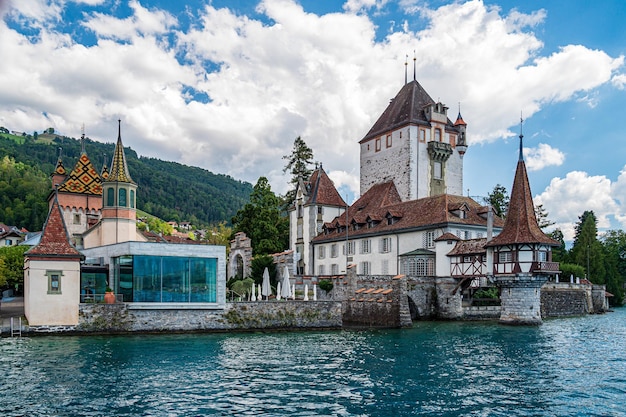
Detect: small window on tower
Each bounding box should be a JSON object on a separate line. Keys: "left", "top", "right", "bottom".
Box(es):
{"left": 434, "top": 162, "right": 442, "bottom": 179}
{"left": 375, "top": 138, "right": 381, "bottom": 152}
{"left": 386, "top": 134, "right": 392, "bottom": 148}
{"left": 435, "top": 129, "right": 442, "bottom": 142}
{"left": 73, "top": 214, "right": 81, "bottom": 224}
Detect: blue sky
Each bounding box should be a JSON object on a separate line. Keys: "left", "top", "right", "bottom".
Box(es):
{"left": 1, "top": 0, "right": 625, "bottom": 241}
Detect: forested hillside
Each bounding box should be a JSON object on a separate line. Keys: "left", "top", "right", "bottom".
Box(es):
{"left": 0, "top": 130, "right": 252, "bottom": 231}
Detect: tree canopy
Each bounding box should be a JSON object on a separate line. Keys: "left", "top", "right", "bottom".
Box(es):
{"left": 282, "top": 136, "right": 314, "bottom": 207}
{"left": 484, "top": 184, "right": 509, "bottom": 218}
{"left": 231, "top": 177, "right": 289, "bottom": 256}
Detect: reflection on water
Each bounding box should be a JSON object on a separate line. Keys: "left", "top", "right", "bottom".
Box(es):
{"left": 1, "top": 309, "right": 626, "bottom": 416}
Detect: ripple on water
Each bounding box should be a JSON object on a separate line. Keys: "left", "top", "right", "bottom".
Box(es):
{"left": 2, "top": 310, "right": 626, "bottom": 416}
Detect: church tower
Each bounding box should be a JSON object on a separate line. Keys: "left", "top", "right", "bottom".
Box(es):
{"left": 99, "top": 120, "right": 138, "bottom": 245}
{"left": 359, "top": 72, "right": 467, "bottom": 201}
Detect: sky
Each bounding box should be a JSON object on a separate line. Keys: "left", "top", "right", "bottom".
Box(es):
{"left": 0, "top": 0, "right": 625, "bottom": 242}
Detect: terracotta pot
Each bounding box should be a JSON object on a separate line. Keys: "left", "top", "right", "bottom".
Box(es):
{"left": 104, "top": 292, "right": 116, "bottom": 304}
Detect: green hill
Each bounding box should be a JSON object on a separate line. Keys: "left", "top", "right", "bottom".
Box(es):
{"left": 0, "top": 130, "right": 252, "bottom": 231}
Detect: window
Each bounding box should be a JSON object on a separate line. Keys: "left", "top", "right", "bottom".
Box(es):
{"left": 464, "top": 230, "right": 471, "bottom": 240}
{"left": 297, "top": 204, "right": 303, "bottom": 218}
{"left": 360, "top": 261, "right": 371, "bottom": 275}
{"left": 73, "top": 213, "right": 81, "bottom": 225}
{"left": 317, "top": 206, "right": 323, "bottom": 215}
{"left": 130, "top": 189, "right": 135, "bottom": 208}
{"left": 420, "top": 129, "right": 426, "bottom": 142}
{"left": 331, "top": 244, "right": 338, "bottom": 258}
{"left": 498, "top": 252, "right": 513, "bottom": 263}
{"left": 318, "top": 265, "right": 325, "bottom": 275}
{"left": 107, "top": 187, "right": 115, "bottom": 206}
{"left": 318, "top": 246, "right": 326, "bottom": 259}
{"left": 435, "top": 128, "right": 442, "bottom": 142}
{"left": 450, "top": 134, "right": 456, "bottom": 147}
{"left": 476, "top": 232, "right": 484, "bottom": 239}
{"left": 375, "top": 138, "right": 381, "bottom": 152}
{"left": 360, "top": 239, "right": 371, "bottom": 254}
{"left": 46, "top": 270, "right": 62, "bottom": 294}
{"left": 463, "top": 256, "right": 472, "bottom": 263}
{"left": 423, "top": 231, "right": 435, "bottom": 248}
{"left": 434, "top": 161, "right": 442, "bottom": 179}
{"left": 537, "top": 251, "right": 548, "bottom": 262}
{"left": 331, "top": 264, "right": 339, "bottom": 275}
{"left": 119, "top": 188, "right": 127, "bottom": 207}
{"left": 386, "top": 134, "right": 392, "bottom": 148}
{"left": 380, "top": 237, "right": 392, "bottom": 253}
{"left": 346, "top": 241, "right": 356, "bottom": 255}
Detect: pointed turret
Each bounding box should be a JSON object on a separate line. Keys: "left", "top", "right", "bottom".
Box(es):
{"left": 27, "top": 192, "right": 82, "bottom": 259}
{"left": 107, "top": 120, "right": 135, "bottom": 184}
{"left": 50, "top": 147, "right": 67, "bottom": 188}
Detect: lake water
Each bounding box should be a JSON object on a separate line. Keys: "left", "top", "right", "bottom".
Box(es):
{"left": 1, "top": 309, "right": 626, "bottom": 417}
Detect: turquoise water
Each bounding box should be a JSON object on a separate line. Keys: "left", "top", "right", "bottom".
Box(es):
{"left": 2, "top": 310, "right": 626, "bottom": 416}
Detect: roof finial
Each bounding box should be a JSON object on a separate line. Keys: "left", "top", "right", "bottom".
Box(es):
{"left": 118, "top": 119, "right": 121, "bottom": 140}
{"left": 404, "top": 54, "right": 408, "bottom": 85}
{"left": 519, "top": 111, "right": 524, "bottom": 162}
{"left": 58, "top": 146, "right": 62, "bottom": 159}
{"left": 413, "top": 50, "right": 416, "bottom": 81}
{"left": 80, "top": 123, "right": 86, "bottom": 154}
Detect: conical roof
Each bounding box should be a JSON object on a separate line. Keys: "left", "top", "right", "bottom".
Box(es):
{"left": 106, "top": 120, "right": 135, "bottom": 184}
{"left": 486, "top": 137, "right": 558, "bottom": 247}
{"left": 27, "top": 193, "right": 82, "bottom": 258}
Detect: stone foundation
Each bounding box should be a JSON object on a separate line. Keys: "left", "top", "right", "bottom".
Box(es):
{"left": 497, "top": 274, "right": 547, "bottom": 325}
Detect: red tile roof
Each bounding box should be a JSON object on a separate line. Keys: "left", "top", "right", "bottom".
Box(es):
{"left": 27, "top": 195, "right": 82, "bottom": 259}
{"left": 305, "top": 166, "right": 346, "bottom": 207}
{"left": 447, "top": 238, "right": 487, "bottom": 256}
{"left": 486, "top": 157, "right": 559, "bottom": 247}
{"left": 314, "top": 181, "right": 503, "bottom": 242}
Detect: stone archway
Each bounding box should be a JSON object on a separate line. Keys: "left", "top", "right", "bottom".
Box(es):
{"left": 228, "top": 232, "right": 252, "bottom": 279}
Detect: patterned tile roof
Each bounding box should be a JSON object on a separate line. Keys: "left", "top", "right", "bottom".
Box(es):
{"left": 56, "top": 152, "right": 103, "bottom": 195}
{"left": 106, "top": 121, "right": 135, "bottom": 184}
{"left": 26, "top": 194, "right": 82, "bottom": 258}
{"left": 360, "top": 80, "right": 461, "bottom": 143}
{"left": 313, "top": 181, "right": 503, "bottom": 243}
{"left": 305, "top": 166, "right": 346, "bottom": 207}
{"left": 485, "top": 145, "right": 559, "bottom": 247}
{"left": 53, "top": 157, "right": 66, "bottom": 176}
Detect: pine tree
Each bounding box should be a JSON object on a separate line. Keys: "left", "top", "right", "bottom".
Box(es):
{"left": 484, "top": 184, "right": 509, "bottom": 218}
{"left": 282, "top": 136, "right": 314, "bottom": 207}
{"left": 231, "top": 177, "right": 289, "bottom": 256}
{"left": 570, "top": 211, "right": 605, "bottom": 283}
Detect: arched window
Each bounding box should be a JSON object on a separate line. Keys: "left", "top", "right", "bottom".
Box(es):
{"left": 130, "top": 190, "right": 135, "bottom": 208}
{"left": 107, "top": 187, "right": 115, "bottom": 206}
{"left": 119, "top": 188, "right": 127, "bottom": 207}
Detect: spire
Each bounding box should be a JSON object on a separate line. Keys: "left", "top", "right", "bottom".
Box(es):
{"left": 413, "top": 50, "right": 416, "bottom": 81}
{"left": 518, "top": 112, "right": 524, "bottom": 161}
{"left": 454, "top": 102, "right": 466, "bottom": 126}
{"left": 106, "top": 119, "right": 135, "bottom": 184}
{"left": 27, "top": 191, "right": 82, "bottom": 258}
{"left": 80, "top": 123, "right": 86, "bottom": 154}
{"left": 404, "top": 54, "right": 408, "bottom": 85}
{"left": 100, "top": 153, "right": 109, "bottom": 180}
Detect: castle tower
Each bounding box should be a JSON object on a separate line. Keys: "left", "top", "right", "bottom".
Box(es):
{"left": 49, "top": 134, "right": 104, "bottom": 244}
{"left": 485, "top": 120, "right": 559, "bottom": 325}
{"left": 24, "top": 192, "right": 83, "bottom": 326}
{"left": 290, "top": 164, "right": 346, "bottom": 275}
{"left": 359, "top": 78, "right": 467, "bottom": 201}
{"left": 99, "top": 120, "right": 138, "bottom": 245}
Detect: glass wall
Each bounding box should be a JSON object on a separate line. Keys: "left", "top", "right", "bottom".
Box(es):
{"left": 113, "top": 255, "right": 217, "bottom": 303}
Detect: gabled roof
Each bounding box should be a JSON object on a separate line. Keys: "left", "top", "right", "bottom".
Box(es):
{"left": 447, "top": 238, "right": 487, "bottom": 256}
{"left": 52, "top": 157, "right": 66, "bottom": 176}
{"left": 56, "top": 152, "right": 103, "bottom": 195}
{"left": 360, "top": 80, "right": 459, "bottom": 143}
{"left": 305, "top": 166, "right": 346, "bottom": 207}
{"left": 314, "top": 181, "right": 504, "bottom": 243}
{"left": 26, "top": 194, "right": 82, "bottom": 259}
{"left": 106, "top": 121, "right": 135, "bottom": 184}
{"left": 485, "top": 138, "right": 559, "bottom": 248}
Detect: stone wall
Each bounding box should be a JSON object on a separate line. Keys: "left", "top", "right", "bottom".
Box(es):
{"left": 541, "top": 282, "right": 593, "bottom": 317}
{"left": 23, "top": 301, "right": 342, "bottom": 334}
{"left": 462, "top": 306, "right": 501, "bottom": 320}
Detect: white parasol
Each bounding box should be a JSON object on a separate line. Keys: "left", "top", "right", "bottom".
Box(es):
{"left": 281, "top": 266, "right": 291, "bottom": 299}
{"left": 261, "top": 267, "right": 271, "bottom": 300}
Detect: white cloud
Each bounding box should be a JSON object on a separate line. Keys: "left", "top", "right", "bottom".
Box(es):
{"left": 535, "top": 171, "right": 622, "bottom": 241}
{"left": 0, "top": 0, "right": 623, "bottom": 201}
{"left": 524, "top": 143, "right": 565, "bottom": 172}
{"left": 612, "top": 73, "right": 626, "bottom": 90}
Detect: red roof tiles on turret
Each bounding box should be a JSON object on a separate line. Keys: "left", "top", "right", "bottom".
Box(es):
{"left": 306, "top": 166, "right": 346, "bottom": 207}
{"left": 485, "top": 155, "right": 558, "bottom": 247}
{"left": 27, "top": 194, "right": 82, "bottom": 259}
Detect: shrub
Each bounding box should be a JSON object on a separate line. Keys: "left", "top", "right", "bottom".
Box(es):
{"left": 318, "top": 279, "right": 333, "bottom": 292}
